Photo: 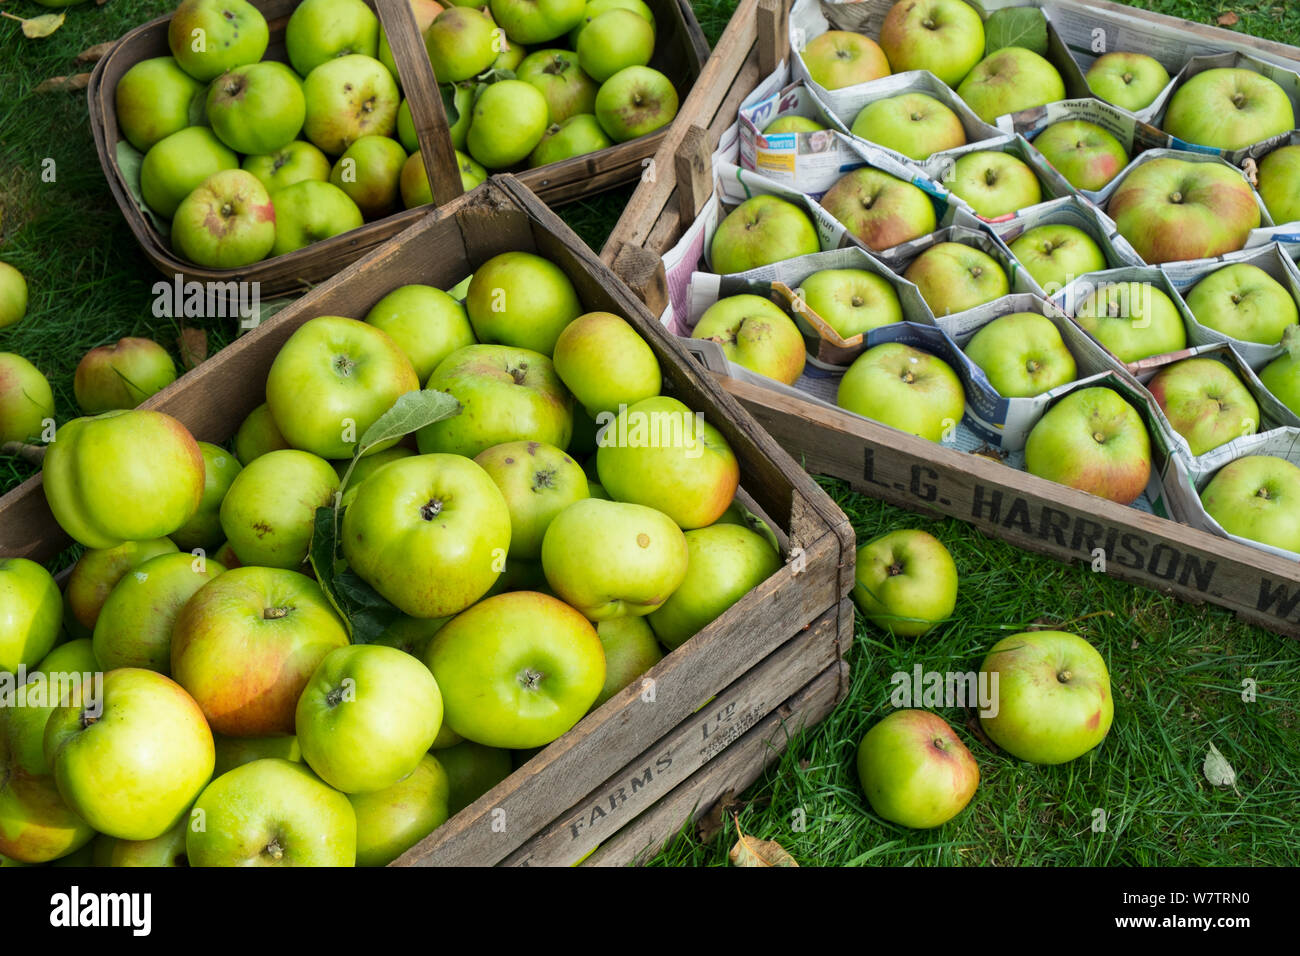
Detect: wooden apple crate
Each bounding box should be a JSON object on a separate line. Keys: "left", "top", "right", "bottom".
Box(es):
{"left": 597, "top": 0, "right": 1300, "bottom": 640}
{"left": 87, "top": 0, "right": 707, "bottom": 296}
{"left": 0, "top": 176, "right": 855, "bottom": 866}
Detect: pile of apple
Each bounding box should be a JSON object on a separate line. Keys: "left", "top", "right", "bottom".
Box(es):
{"left": 119, "top": 0, "right": 680, "bottom": 269}
{"left": 0, "top": 250, "right": 785, "bottom": 867}
{"left": 849, "top": 527, "right": 1115, "bottom": 829}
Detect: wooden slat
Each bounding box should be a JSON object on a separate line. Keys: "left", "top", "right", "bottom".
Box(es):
{"left": 673, "top": 125, "right": 713, "bottom": 226}
{"left": 756, "top": 0, "right": 789, "bottom": 78}
{"left": 720, "top": 375, "right": 1300, "bottom": 639}
{"left": 502, "top": 599, "right": 848, "bottom": 866}
{"left": 584, "top": 658, "right": 848, "bottom": 867}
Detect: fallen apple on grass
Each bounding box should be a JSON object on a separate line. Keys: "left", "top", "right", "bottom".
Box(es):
{"left": 73, "top": 336, "right": 176, "bottom": 414}
{"left": 856, "top": 709, "right": 978, "bottom": 829}
{"left": 0, "top": 352, "right": 54, "bottom": 445}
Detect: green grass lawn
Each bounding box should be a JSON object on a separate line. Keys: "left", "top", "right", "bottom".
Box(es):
{"left": 1, "top": 0, "right": 1298, "bottom": 867}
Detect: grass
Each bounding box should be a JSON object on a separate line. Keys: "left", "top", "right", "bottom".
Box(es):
{"left": 1, "top": 0, "right": 1298, "bottom": 867}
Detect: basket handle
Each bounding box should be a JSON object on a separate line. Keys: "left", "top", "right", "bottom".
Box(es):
{"left": 375, "top": 0, "right": 465, "bottom": 206}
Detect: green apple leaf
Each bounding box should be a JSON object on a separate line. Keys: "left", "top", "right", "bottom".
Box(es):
{"left": 357, "top": 388, "right": 461, "bottom": 457}
{"left": 1203, "top": 742, "right": 1240, "bottom": 794}
{"left": 984, "top": 7, "right": 1049, "bottom": 57}
{"left": 307, "top": 507, "right": 402, "bottom": 644}
{"left": 439, "top": 83, "right": 459, "bottom": 129}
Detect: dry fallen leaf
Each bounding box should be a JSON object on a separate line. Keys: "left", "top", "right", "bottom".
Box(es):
{"left": 1203, "top": 742, "right": 1240, "bottom": 795}
{"left": 2, "top": 11, "right": 66, "bottom": 38}
{"left": 1216, "top": 11, "right": 1240, "bottom": 26}
{"left": 178, "top": 327, "right": 208, "bottom": 370}
{"left": 696, "top": 789, "right": 740, "bottom": 844}
{"left": 33, "top": 73, "right": 90, "bottom": 94}
{"left": 728, "top": 817, "right": 798, "bottom": 867}
{"left": 76, "top": 41, "right": 113, "bottom": 63}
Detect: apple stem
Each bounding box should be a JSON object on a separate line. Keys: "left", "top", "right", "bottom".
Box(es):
{"left": 1057, "top": 670, "right": 1072, "bottom": 684}
{"left": 518, "top": 667, "right": 544, "bottom": 691}
{"left": 421, "top": 498, "right": 443, "bottom": 521}
{"left": 265, "top": 838, "right": 284, "bottom": 861}
{"left": 263, "top": 607, "right": 289, "bottom": 620}
{"left": 80, "top": 711, "right": 98, "bottom": 729}
{"left": 887, "top": 561, "right": 903, "bottom": 576}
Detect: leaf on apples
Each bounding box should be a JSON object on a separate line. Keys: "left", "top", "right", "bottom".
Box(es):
{"left": 356, "top": 388, "right": 460, "bottom": 455}
{"left": 728, "top": 819, "right": 798, "bottom": 867}
{"left": 984, "top": 7, "right": 1049, "bottom": 57}
{"left": 440, "top": 83, "right": 460, "bottom": 129}
{"left": 3, "top": 11, "right": 67, "bottom": 38}
{"left": 1203, "top": 742, "right": 1240, "bottom": 794}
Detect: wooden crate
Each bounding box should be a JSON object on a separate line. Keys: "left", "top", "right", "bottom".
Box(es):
{"left": 0, "top": 176, "right": 855, "bottom": 865}
{"left": 87, "top": 0, "right": 707, "bottom": 296}
{"left": 596, "top": 0, "right": 1300, "bottom": 639}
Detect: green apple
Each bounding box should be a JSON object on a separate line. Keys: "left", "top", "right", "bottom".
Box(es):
{"left": 42, "top": 409, "right": 205, "bottom": 550}
{"left": 328, "top": 134, "right": 408, "bottom": 219}
{"left": 491, "top": 0, "right": 585, "bottom": 45}
{"left": 64, "top": 538, "right": 179, "bottom": 637}
{"left": 33, "top": 638, "right": 99, "bottom": 678}
{"left": 1148, "top": 357, "right": 1259, "bottom": 456}
{"left": 425, "top": 7, "right": 500, "bottom": 82}
{"left": 426, "top": 591, "right": 605, "bottom": 748}
{"left": 542, "top": 497, "right": 689, "bottom": 618}
{"left": 1258, "top": 145, "right": 1300, "bottom": 225}
{"left": 691, "top": 294, "right": 806, "bottom": 385}
{"left": 851, "top": 92, "right": 966, "bottom": 160}
{"left": 45, "top": 668, "right": 214, "bottom": 840}
{"left": 396, "top": 99, "right": 419, "bottom": 152}
{"left": 594, "top": 66, "right": 679, "bottom": 142}
{"left": 592, "top": 616, "right": 662, "bottom": 707}
{"left": 529, "top": 114, "right": 615, "bottom": 165}
{"left": 349, "top": 753, "right": 451, "bottom": 866}
{"left": 1086, "top": 52, "right": 1170, "bottom": 112}
{"left": 1259, "top": 328, "right": 1300, "bottom": 416}
{"left": 365, "top": 284, "right": 477, "bottom": 383}
{"left": 798, "top": 268, "right": 902, "bottom": 340}
{"left": 879, "top": 0, "right": 984, "bottom": 87}
{"left": 168, "top": 0, "right": 269, "bottom": 82}
{"left": 838, "top": 342, "right": 965, "bottom": 442}
{"left": 947, "top": 150, "right": 1042, "bottom": 220}
{"left": 0, "top": 262, "right": 27, "bottom": 329}
{"left": 856, "top": 710, "right": 979, "bottom": 828}
{"left": 1007, "top": 224, "right": 1106, "bottom": 294}
{"left": 717, "top": 498, "right": 780, "bottom": 553}
{"left": 979, "top": 630, "right": 1114, "bottom": 764}
{"left": 467, "top": 79, "right": 551, "bottom": 169}
{"left": 1165, "top": 68, "right": 1295, "bottom": 151}
{"left": 552, "top": 310, "right": 661, "bottom": 417}
{"left": 114, "top": 57, "right": 204, "bottom": 152}
{"left": 303, "top": 54, "right": 400, "bottom": 155}
{"left": 73, "top": 336, "right": 176, "bottom": 414}
{"left": 219, "top": 449, "right": 340, "bottom": 568}
{"left": 763, "top": 115, "right": 826, "bottom": 134}
{"left": 1073, "top": 281, "right": 1186, "bottom": 362}
{"left": 801, "top": 30, "right": 891, "bottom": 90}
{"left": 570, "top": 0, "right": 652, "bottom": 43}
{"left": 93, "top": 551, "right": 226, "bottom": 673}
{"left": 519, "top": 49, "right": 599, "bottom": 123}
{"left": 0, "top": 352, "right": 54, "bottom": 444}
{"left": 265, "top": 314, "right": 420, "bottom": 459}
{"left": 820, "top": 167, "right": 938, "bottom": 251}
{"left": 207, "top": 62, "right": 306, "bottom": 155}
{"left": 576, "top": 9, "right": 653, "bottom": 83}
{"left": 297, "top": 644, "right": 444, "bottom": 794}
{"left": 342, "top": 453, "right": 513, "bottom": 618}
{"left": 170, "top": 441, "right": 243, "bottom": 553}
{"left": 418, "top": 344, "right": 574, "bottom": 457}
{"left": 140, "top": 126, "right": 238, "bottom": 219}
{"left": 213, "top": 733, "right": 303, "bottom": 777}
{"left": 171, "top": 566, "right": 349, "bottom": 736}
{"left": 710, "top": 195, "right": 820, "bottom": 275}
{"left": 242, "top": 140, "right": 333, "bottom": 193}
{"left": 1108, "top": 157, "right": 1260, "bottom": 264}
{"left": 1032, "top": 120, "right": 1129, "bottom": 192}
{"left": 465, "top": 251, "right": 583, "bottom": 355}
{"left": 96, "top": 818, "right": 189, "bottom": 867}
{"left": 172, "top": 169, "right": 277, "bottom": 268}
{"left": 648, "top": 524, "right": 780, "bottom": 650}
{"left": 1185, "top": 263, "right": 1299, "bottom": 345}
{"left": 437, "top": 740, "right": 512, "bottom": 813}
{"left": 0, "top": 682, "right": 96, "bottom": 863}
{"left": 475, "top": 440, "right": 589, "bottom": 559}
{"left": 957, "top": 47, "right": 1066, "bottom": 124}
{"left": 1201, "top": 455, "right": 1300, "bottom": 552}
{"left": 187, "top": 758, "right": 356, "bottom": 866}
{"left": 0, "top": 559, "right": 62, "bottom": 673}
{"left": 1025, "top": 387, "right": 1152, "bottom": 504}
{"left": 233, "top": 402, "right": 291, "bottom": 465}
{"left": 458, "top": 150, "right": 487, "bottom": 190}
{"left": 399, "top": 150, "right": 436, "bottom": 207}
{"left": 964, "top": 312, "right": 1077, "bottom": 398}
{"left": 286, "top": 0, "right": 380, "bottom": 76}
{"left": 595, "top": 395, "right": 740, "bottom": 529}
{"left": 852, "top": 528, "right": 957, "bottom": 636}
{"left": 270, "top": 180, "right": 365, "bottom": 256}
{"left": 903, "top": 241, "right": 1009, "bottom": 316}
